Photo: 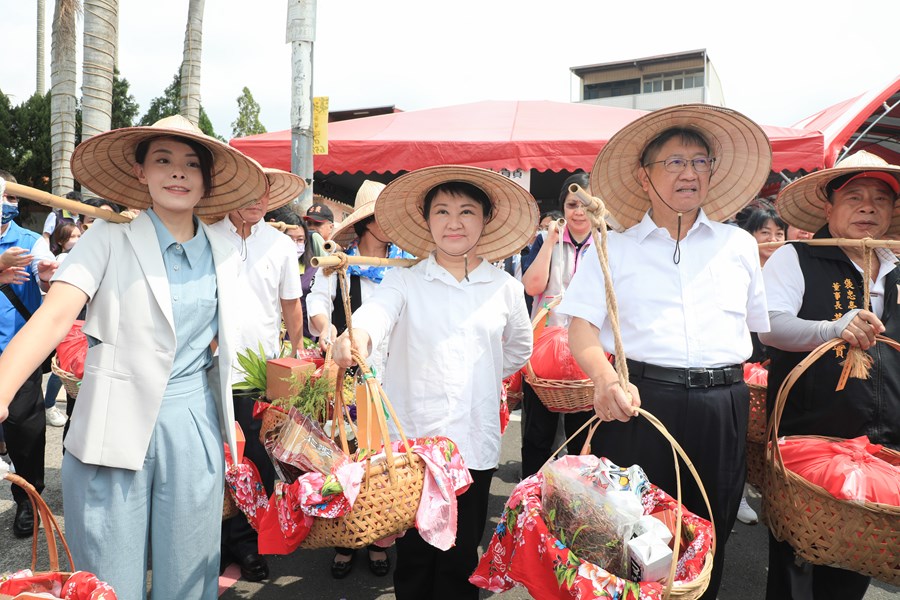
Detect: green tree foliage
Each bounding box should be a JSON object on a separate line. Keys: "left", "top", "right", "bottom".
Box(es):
{"left": 112, "top": 67, "right": 140, "bottom": 129}
{"left": 0, "top": 92, "right": 16, "bottom": 170}
{"left": 139, "top": 72, "right": 221, "bottom": 140}
{"left": 231, "top": 86, "right": 267, "bottom": 138}
{"left": 8, "top": 92, "right": 51, "bottom": 191}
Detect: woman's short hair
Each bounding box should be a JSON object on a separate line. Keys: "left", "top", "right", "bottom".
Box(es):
{"left": 81, "top": 196, "right": 122, "bottom": 214}
{"left": 558, "top": 173, "right": 590, "bottom": 209}
{"left": 423, "top": 181, "right": 493, "bottom": 221}
{"left": 49, "top": 221, "right": 79, "bottom": 255}
{"left": 134, "top": 135, "right": 214, "bottom": 197}
{"left": 353, "top": 215, "right": 375, "bottom": 239}
{"left": 734, "top": 198, "right": 786, "bottom": 234}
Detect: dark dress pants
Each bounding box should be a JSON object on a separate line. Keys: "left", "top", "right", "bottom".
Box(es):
{"left": 589, "top": 377, "right": 748, "bottom": 600}
{"left": 393, "top": 468, "right": 494, "bottom": 600}
{"left": 520, "top": 381, "right": 592, "bottom": 478}
{"left": 766, "top": 532, "right": 870, "bottom": 599}
{"left": 5, "top": 368, "right": 45, "bottom": 505}
{"left": 221, "top": 391, "right": 277, "bottom": 559}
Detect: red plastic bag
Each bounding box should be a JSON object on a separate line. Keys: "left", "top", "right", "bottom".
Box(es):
{"left": 779, "top": 435, "right": 900, "bottom": 505}
{"left": 530, "top": 327, "right": 588, "bottom": 381}
{"left": 56, "top": 321, "right": 87, "bottom": 379}
{"left": 743, "top": 362, "right": 768, "bottom": 387}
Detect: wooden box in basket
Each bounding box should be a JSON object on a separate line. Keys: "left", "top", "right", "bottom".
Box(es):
{"left": 265, "top": 358, "right": 316, "bottom": 401}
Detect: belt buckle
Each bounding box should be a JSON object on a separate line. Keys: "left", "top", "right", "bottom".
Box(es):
{"left": 687, "top": 368, "right": 712, "bottom": 388}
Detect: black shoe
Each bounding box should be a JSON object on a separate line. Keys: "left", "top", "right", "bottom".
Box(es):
{"left": 366, "top": 546, "right": 391, "bottom": 577}
{"left": 238, "top": 553, "right": 269, "bottom": 582}
{"left": 331, "top": 551, "right": 355, "bottom": 579}
{"left": 13, "top": 502, "right": 35, "bottom": 539}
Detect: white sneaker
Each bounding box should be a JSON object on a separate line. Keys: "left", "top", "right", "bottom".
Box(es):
{"left": 46, "top": 406, "right": 67, "bottom": 427}
{"left": 737, "top": 496, "right": 758, "bottom": 525}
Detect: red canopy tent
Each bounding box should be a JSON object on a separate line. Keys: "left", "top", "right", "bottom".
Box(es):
{"left": 792, "top": 74, "right": 900, "bottom": 168}
{"left": 230, "top": 100, "right": 824, "bottom": 177}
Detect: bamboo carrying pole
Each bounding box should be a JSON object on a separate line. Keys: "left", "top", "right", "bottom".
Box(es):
{"left": 311, "top": 253, "right": 421, "bottom": 269}
{"left": 3, "top": 180, "right": 132, "bottom": 224}
{"left": 758, "top": 238, "right": 900, "bottom": 250}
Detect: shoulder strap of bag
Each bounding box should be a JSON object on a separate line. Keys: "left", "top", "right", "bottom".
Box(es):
{"left": 0, "top": 283, "right": 33, "bottom": 321}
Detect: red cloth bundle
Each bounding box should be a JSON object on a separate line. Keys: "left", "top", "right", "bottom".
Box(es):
{"left": 55, "top": 320, "right": 87, "bottom": 379}
{"left": 779, "top": 435, "right": 900, "bottom": 505}
{"left": 531, "top": 326, "right": 589, "bottom": 381}
{"left": 0, "top": 570, "right": 117, "bottom": 599}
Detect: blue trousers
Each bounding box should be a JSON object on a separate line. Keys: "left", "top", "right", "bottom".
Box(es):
{"left": 62, "top": 371, "right": 224, "bottom": 600}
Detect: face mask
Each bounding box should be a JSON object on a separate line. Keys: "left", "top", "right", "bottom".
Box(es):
{"left": 295, "top": 242, "right": 305, "bottom": 257}
{"left": 1, "top": 202, "right": 19, "bottom": 225}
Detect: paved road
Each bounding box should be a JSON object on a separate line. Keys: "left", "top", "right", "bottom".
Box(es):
{"left": 2, "top": 397, "right": 897, "bottom": 599}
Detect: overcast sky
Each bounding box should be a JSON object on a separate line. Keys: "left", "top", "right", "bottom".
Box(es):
{"left": 2, "top": 0, "right": 898, "bottom": 139}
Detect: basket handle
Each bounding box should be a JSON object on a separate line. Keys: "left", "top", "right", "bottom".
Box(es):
{"left": 543, "top": 410, "right": 716, "bottom": 597}
{"left": 766, "top": 335, "right": 900, "bottom": 497}
{"left": 3, "top": 472, "right": 74, "bottom": 573}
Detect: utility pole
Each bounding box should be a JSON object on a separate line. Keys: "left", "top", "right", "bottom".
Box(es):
{"left": 287, "top": 0, "right": 316, "bottom": 213}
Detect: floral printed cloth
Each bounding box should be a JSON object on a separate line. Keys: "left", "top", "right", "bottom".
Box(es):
{"left": 255, "top": 436, "right": 471, "bottom": 554}
{"left": 470, "top": 471, "right": 713, "bottom": 599}
{"left": 0, "top": 570, "right": 117, "bottom": 599}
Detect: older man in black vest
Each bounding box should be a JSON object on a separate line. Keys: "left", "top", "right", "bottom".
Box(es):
{"left": 760, "top": 150, "right": 900, "bottom": 599}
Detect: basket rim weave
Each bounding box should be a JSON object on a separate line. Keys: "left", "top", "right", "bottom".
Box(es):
{"left": 50, "top": 355, "right": 81, "bottom": 399}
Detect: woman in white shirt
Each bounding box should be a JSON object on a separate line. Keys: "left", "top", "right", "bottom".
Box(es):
{"left": 333, "top": 166, "right": 535, "bottom": 600}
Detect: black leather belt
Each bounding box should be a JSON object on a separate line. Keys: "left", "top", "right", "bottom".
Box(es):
{"left": 625, "top": 359, "right": 743, "bottom": 389}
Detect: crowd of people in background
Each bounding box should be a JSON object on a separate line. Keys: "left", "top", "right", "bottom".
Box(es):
{"left": 0, "top": 102, "right": 898, "bottom": 600}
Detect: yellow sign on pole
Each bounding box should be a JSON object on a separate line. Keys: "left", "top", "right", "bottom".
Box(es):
{"left": 313, "top": 96, "right": 329, "bottom": 155}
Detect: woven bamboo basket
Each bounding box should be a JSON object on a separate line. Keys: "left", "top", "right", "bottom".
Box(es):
{"left": 745, "top": 440, "right": 765, "bottom": 491}
{"left": 299, "top": 348, "right": 426, "bottom": 549}
{"left": 222, "top": 487, "right": 240, "bottom": 520}
{"left": 50, "top": 355, "right": 81, "bottom": 399}
{"left": 258, "top": 405, "right": 289, "bottom": 445}
{"left": 2, "top": 471, "right": 76, "bottom": 586}
{"left": 550, "top": 412, "right": 716, "bottom": 599}
{"left": 524, "top": 298, "right": 593, "bottom": 413}
{"left": 746, "top": 382, "right": 767, "bottom": 445}
{"left": 763, "top": 336, "right": 900, "bottom": 585}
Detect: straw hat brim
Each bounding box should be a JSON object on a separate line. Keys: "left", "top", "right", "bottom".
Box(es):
{"left": 374, "top": 165, "right": 539, "bottom": 262}
{"left": 71, "top": 121, "right": 267, "bottom": 218}
{"left": 590, "top": 104, "right": 772, "bottom": 230}
{"left": 331, "top": 202, "right": 376, "bottom": 249}
{"left": 264, "top": 168, "right": 306, "bottom": 212}
{"left": 777, "top": 166, "right": 900, "bottom": 236}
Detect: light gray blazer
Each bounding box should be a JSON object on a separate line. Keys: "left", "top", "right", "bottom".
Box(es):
{"left": 56, "top": 211, "right": 240, "bottom": 471}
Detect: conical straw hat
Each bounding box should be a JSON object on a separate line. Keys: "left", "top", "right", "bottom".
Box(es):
{"left": 330, "top": 180, "right": 386, "bottom": 248}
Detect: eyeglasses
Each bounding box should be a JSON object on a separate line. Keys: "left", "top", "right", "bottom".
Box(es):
{"left": 644, "top": 157, "right": 716, "bottom": 173}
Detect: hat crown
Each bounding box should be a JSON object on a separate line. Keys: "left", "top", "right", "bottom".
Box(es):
{"left": 355, "top": 180, "right": 385, "bottom": 209}
{"left": 834, "top": 150, "right": 892, "bottom": 169}
{"left": 150, "top": 114, "right": 204, "bottom": 136}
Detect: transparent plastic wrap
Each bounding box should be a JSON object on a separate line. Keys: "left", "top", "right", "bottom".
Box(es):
{"left": 540, "top": 455, "right": 646, "bottom": 578}
{"left": 269, "top": 408, "right": 350, "bottom": 476}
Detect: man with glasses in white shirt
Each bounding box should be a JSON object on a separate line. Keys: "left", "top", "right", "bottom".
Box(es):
{"left": 559, "top": 105, "right": 771, "bottom": 600}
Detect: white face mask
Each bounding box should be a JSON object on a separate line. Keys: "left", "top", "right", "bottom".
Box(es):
{"left": 295, "top": 242, "right": 305, "bottom": 257}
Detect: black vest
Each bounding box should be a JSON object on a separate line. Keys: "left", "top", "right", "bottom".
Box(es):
{"left": 330, "top": 274, "right": 362, "bottom": 337}
{"left": 767, "top": 226, "right": 900, "bottom": 448}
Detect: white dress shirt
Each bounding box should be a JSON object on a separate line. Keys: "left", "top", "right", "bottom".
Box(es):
{"left": 208, "top": 218, "right": 302, "bottom": 378}
{"left": 557, "top": 210, "right": 769, "bottom": 368}
{"left": 764, "top": 244, "right": 898, "bottom": 320}
{"left": 351, "top": 254, "right": 533, "bottom": 470}
{"left": 306, "top": 268, "right": 389, "bottom": 379}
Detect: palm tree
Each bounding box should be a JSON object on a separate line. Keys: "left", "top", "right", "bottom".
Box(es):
{"left": 82, "top": 0, "right": 118, "bottom": 141}
{"left": 179, "top": 0, "right": 204, "bottom": 125}
{"left": 50, "top": 0, "right": 79, "bottom": 195}
{"left": 37, "top": 0, "right": 46, "bottom": 95}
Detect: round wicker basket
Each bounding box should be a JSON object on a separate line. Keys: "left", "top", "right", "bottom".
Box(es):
{"left": 50, "top": 355, "right": 81, "bottom": 399}
{"left": 746, "top": 382, "right": 767, "bottom": 445}
{"left": 763, "top": 336, "right": 900, "bottom": 585}
{"left": 524, "top": 298, "right": 593, "bottom": 413}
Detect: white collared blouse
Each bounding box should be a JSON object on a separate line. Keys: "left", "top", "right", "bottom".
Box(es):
{"left": 350, "top": 254, "right": 533, "bottom": 470}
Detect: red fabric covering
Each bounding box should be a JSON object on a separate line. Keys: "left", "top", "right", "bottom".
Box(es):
{"left": 470, "top": 474, "right": 713, "bottom": 599}
{"left": 55, "top": 320, "right": 87, "bottom": 379}
{"left": 779, "top": 435, "right": 900, "bottom": 505}
{"left": 0, "top": 570, "right": 117, "bottom": 599}
{"left": 531, "top": 327, "right": 588, "bottom": 381}
{"left": 743, "top": 362, "right": 768, "bottom": 387}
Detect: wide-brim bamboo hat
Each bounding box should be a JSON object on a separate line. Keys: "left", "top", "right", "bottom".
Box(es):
{"left": 263, "top": 167, "right": 306, "bottom": 211}
{"left": 777, "top": 150, "right": 900, "bottom": 236}
{"left": 375, "top": 165, "right": 539, "bottom": 262}
{"left": 331, "top": 180, "right": 386, "bottom": 249}
{"left": 71, "top": 115, "right": 267, "bottom": 218}
{"left": 590, "top": 104, "right": 772, "bottom": 230}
